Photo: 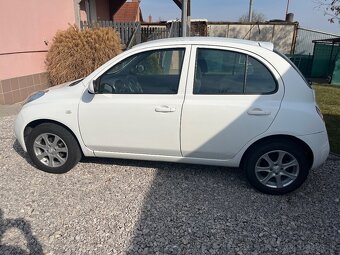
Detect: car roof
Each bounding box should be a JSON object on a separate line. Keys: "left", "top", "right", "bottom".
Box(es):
{"left": 133, "top": 37, "right": 274, "bottom": 51}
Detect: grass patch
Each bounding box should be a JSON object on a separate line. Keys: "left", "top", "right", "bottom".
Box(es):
{"left": 313, "top": 84, "right": 340, "bottom": 154}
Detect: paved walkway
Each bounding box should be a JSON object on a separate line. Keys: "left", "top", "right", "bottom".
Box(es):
{"left": 0, "top": 103, "right": 21, "bottom": 118}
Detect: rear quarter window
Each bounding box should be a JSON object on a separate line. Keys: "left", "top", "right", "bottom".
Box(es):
{"left": 245, "top": 56, "right": 277, "bottom": 94}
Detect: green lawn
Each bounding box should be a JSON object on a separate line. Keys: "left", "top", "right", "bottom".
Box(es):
{"left": 313, "top": 84, "right": 340, "bottom": 155}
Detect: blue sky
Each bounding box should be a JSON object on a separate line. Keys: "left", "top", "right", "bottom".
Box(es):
{"left": 140, "top": 0, "right": 340, "bottom": 35}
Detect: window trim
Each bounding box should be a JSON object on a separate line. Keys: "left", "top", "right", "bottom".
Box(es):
{"left": 192, "top": 47, "right": 279, "bottom": 96}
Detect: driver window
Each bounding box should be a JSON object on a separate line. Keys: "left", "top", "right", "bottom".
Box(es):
{"left": 96, "top": 48, "right": 185, "bottom": 94}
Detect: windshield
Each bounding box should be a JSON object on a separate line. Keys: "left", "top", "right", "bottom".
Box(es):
{"left": 274, "top": 50, "right": 311, "bottom": 88}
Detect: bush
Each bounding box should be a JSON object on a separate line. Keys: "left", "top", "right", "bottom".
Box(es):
{"left": 46, "top": 25, "right": 122, "bottom": 85}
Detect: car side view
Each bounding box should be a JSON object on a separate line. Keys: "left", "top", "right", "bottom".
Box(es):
{"left": 15, "top": 37, "right": 330, "bottom": 194}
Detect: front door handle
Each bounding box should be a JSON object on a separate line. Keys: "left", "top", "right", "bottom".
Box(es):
{"left": 247, "top": 108, "right": 271, "bottom": 116}
{"left": 155, "top": 105, "right": 176, "bottom": 113}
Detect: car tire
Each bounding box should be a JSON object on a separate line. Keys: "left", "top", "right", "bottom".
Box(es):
{"left": 244, "top": 140, "right": 310, "bottom": 195}
{"left": 26, "top": 123, "right": 82, "bottom": 174}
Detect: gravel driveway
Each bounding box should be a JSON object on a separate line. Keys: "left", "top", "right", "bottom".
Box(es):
{"left": 0, "top": 115, "right": 339, "bottom": 255}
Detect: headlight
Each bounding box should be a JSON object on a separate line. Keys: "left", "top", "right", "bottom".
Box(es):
{"left": 23, "top": 90, "right": 47, "bottom": 105}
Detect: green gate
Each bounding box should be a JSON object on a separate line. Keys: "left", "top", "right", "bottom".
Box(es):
{"left": 311, "top": 43, "right": 340, "bottom": 79}
{"left": 331, "top": 54, "right": 340, "bottom": 85}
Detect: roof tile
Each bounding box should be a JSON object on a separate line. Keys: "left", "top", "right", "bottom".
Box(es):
{"left": 113, "top": 2, "right": 141, "bottom": 22}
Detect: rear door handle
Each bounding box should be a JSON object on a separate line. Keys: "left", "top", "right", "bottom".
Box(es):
{"left": 155, "top": 105, "right": 176, "bottom": 113}
{"left": 247, "top": 108, "right": 271, "bottom": 116}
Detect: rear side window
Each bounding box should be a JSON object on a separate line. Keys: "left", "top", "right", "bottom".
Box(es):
{"left": 194, "top": 48, "right": 277, "bottom": 95}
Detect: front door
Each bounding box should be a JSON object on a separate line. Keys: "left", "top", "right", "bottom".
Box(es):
{"left": 79, "top": 46, "right": 189, "bottom": 156}
{"left": 181, "top": 46, "right": 284, "bottom": 160}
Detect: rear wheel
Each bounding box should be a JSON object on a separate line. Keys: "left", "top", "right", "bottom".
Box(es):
{"left": 244, "top": 140, "right": 310, "bottom": 195}
{"left": 26, "top": 123, "right": 81, "bottom": 174}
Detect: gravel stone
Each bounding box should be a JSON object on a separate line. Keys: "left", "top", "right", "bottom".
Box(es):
{"left": 0, "top": 115, "right": 339, "bottom": 254}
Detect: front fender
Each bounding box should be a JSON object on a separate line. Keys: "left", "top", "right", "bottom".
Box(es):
{"left": 14, "top": 101, "right": 94, "bottom": 157}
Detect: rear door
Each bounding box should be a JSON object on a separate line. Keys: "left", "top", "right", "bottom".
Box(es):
{"left": 181, "top": 45, "right": 284, "bottom": 160}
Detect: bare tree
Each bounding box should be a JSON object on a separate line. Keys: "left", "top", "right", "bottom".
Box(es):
{"left": 315, "top": 0, "right": 340, "bottom": 23}
{"left": 239, "top": 11, "right": 266, "bottom": 22}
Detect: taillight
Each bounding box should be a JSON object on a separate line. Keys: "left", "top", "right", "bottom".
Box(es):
{"left": 316, "top": 106, "right": 324, "bottom": 121}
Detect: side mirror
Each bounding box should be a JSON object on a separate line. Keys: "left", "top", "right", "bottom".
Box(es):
{"left": 88, "top": 79, "right": 98, "bottom": 94}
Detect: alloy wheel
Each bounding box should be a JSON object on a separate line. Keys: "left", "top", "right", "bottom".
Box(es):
{"left": 255, "top": 150, "right": 300, "bottom": 189}
{"left": 33, "top": 133, "right": 68, "bottom": 168}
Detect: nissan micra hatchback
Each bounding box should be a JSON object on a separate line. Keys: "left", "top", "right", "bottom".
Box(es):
{"left": 15, "top": 37, "right": 329, "bottom": 194}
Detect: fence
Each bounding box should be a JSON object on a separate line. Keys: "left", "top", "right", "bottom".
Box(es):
{"left": 207, "top": 22, "right": 298, "bottom": 54}
{"left": 80, "top": 21, "right": 181, "bottom": 49}
{"left": 80, "top": 20, "right": 141, "bottom": 46}
{"left": 311, "top": 42, "right": 340, "bottom": 79}
{"left": 294, "top": 28, "right": 339, "bottom": 55}
{"left": 140, "top": 22, "right": 181, "bottom": 42}
{"left": 290, "top": 28, "right": 340, "bottom": 79}
{"left": 81, "top": 21, "right": 299, "bottom": 54}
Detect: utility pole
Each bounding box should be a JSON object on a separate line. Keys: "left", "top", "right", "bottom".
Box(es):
{"left": 285, "top": 0, "right": 290, "bottom": 15}
{"left": 187, "top": 0, "right": 191, "bottom": 36}
{"left": 182, "top": 0, "right": 188, "bottom": 37}
{"left": 248, "top": 0, "right": 253, "bottom": 22}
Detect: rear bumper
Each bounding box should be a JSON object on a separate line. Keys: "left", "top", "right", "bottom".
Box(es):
{"left": 298, "top": 131, "right": 330, "bottom": 170}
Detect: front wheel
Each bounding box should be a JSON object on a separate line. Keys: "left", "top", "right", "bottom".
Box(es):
{"left": 26, "top": 123, "right": 82, "bottom": 174}
{"left": 244, "top": 140, "right": 310, "bottom": 195}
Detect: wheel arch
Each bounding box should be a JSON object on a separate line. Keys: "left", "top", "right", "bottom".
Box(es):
{"left": 24, "top": 119, "right": 84, "bottom": 157}
{"left": 240, "top": 134, "right": 314, "bottom": 170}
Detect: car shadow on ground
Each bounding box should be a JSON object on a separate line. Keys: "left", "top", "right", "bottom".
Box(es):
{"left": 0, "top": 209, "right": 43, "bottom": 255}
{"left": 13, "top": 140, "right": 35, "bottom": 167}
{"left": 13, "top": 138, "right": 246, "bottom": 185}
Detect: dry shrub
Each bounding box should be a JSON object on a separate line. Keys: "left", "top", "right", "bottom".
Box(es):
{"left": 46, "top": 25, "right": 122, "bottom": 85}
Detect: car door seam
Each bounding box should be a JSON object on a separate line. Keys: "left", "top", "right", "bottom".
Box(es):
{"left": 179, "top": 45, "right": 193, "bottom": 157}
{"left": 77, "top": 86, "right": 95, "bottom": 156}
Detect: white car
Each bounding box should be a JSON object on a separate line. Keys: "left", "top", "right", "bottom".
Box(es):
{"left": 15, "top": 37, "right": 329, "bottom": 194}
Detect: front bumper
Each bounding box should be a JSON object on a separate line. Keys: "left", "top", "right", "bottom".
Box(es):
{"left": 14, "top": 112, "right": 27, "bottom": 152}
